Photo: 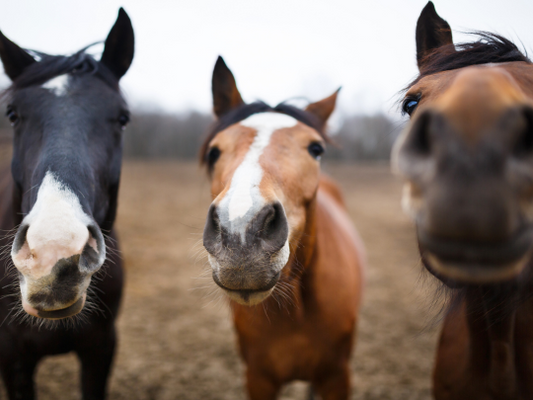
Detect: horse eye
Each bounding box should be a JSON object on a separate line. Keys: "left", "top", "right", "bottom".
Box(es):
{"left": 72, "top": 63, "right": 84, "bottom": 73}
{"left": 207, "top": 147, "right": 221, "bottom": 166}
{"left": 6, "top": 107, "right": 19, "bottom": 126}
{"left": 118, "top": 113, "right": 130, "bottom": 130}
{"left": 308, "top": 142, "right": 325, "bottom": 160}
{"left": 402, "top": 97, "right": 419, "bottom": 116}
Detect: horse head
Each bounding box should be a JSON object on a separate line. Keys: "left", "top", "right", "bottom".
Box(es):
{"left": 1, "top": 9, "right": 134, "bottom": 319}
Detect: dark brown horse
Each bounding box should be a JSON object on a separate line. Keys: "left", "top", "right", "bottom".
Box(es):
{"left": 0, "top": 9, "right": 133, "bottom": 399}
{"left": 394, "top": 2, "right": 533, "bottom": 399}
{"left": 200, "top": 57, "right": 365, "bottom": 400}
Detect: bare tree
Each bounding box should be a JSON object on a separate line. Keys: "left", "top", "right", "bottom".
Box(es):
{"left": 325, "top": 114, "right": 404, "bottom": 161}
{"left": 124, "top": 111, "right": 213, "bottom": 159}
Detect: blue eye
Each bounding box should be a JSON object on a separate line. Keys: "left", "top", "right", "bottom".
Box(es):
{"left": 402, "top": 98, "right": 419, "bottom": 116}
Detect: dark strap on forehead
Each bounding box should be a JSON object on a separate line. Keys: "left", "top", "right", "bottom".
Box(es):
{"left": 210, "top": 101, "right": 324, "bottom": 138}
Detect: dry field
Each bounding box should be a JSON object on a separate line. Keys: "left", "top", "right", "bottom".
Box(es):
{"left": 0, "top": 161, "right": 441, "bottom": 400}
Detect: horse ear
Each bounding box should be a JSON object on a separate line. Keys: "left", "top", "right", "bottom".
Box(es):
{"left": 0, "top": 30, "right": 36, "bottom": 81}
{"left": 305, "top": 88, "right": 340, "bottom": 131}
{"left": 101, "top": 8, "right": 134, "bottom": 79}
{"left": 416, "top": 1, "right": 453, "bottom": 70}
{"left": 212, "top": 56, "right": 245, "bottom": 118}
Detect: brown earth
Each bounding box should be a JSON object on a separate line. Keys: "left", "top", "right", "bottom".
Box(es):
{"left": 0, "top": 161, "right": 441, "bottom": 400}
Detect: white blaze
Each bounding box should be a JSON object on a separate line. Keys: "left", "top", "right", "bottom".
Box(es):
{"left": 220, "top": 112, "right": 297, "bottom": 227}
{"left": 209, "top": 113, "right": 294, "bottom": 302}
{"left": 42, "top": 74, "right": 69, "bottom": 96}
{"left": 12, "top": 171, "right": 100, "bottom": 279}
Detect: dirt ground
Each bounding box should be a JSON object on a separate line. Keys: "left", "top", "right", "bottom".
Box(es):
{"left": 1, "top": 161, "right": 441, "bottom": 400}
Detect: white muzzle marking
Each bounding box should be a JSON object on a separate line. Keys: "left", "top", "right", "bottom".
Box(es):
{"left": 11, "top": 171, "right": 102, "bottom": 281}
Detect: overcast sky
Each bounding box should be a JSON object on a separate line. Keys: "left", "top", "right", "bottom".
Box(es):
{"left": 1, "top": 0, "right": 532, "bottom": 119}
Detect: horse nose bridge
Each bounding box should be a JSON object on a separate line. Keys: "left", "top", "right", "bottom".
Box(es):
{"left": 437, "top": 68, "right": 526, "bottom": 138}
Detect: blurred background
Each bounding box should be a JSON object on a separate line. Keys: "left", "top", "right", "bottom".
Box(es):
{"left": 2, "top": 0, "right": 532, "bottom": 162}
{"left": 0, "top": 1, "right": 532, "bottom": 399}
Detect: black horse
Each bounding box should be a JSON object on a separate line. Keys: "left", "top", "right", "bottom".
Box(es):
{"left": 0, "top": 8, "right": 133, "bottom": 399}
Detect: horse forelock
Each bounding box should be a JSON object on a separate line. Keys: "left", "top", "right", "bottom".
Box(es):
{"left": 3, "top": 46, "right": 120, "bottom": 99}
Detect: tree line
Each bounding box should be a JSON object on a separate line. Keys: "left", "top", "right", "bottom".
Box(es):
{"left": 0, "top": 108, "right": 404, "bottom": 162}
{"left": 124, "top": 110, "right": 404, "bottom": 161}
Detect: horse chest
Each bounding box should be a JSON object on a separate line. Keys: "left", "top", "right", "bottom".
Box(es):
{"left": 235, "top": 308, "right": 350, "bottom": 381}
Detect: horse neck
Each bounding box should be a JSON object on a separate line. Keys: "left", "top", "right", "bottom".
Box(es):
{"left": 100, "top": 181, "right": 120, "bottom": 232}
{"left": 0, "top": 169, "right": 20, "bottom": 287}
{"left": 294, "top": 196, "right": 319, "bottom": 274}
{"left": 461, "top": 286, "right": 533, "bottom": 396}
{"left": 261, "top": 194, "right": 320, "bottom": 316}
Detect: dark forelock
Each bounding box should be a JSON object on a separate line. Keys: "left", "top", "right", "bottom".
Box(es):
{"left": 408, "top": 32, "right": 531, "bottom": 89}
{"left": 7, "top": 47, "right": 119, "bottom": 93}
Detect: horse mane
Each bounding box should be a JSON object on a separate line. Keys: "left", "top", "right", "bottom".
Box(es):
{"left": 6, "top": 45, "right": 119, "bottom": 93}
{"left": 409, "top": 32, "right": 531, "bottom": 88}
{"left": 199, "top": 101, "right": 328, "bottom": 164}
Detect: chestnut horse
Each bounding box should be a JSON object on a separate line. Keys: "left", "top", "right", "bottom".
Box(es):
{"left": 201, "top": 57, "right": 365, "bottom": 400}
{"left": 0, "top": 9, "right": 133, "bottom": 399}
{"left": 394, "top": 2, "right": 533, "bottom": 399}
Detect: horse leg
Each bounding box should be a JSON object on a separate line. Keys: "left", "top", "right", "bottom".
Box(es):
{"left": 1, "top": 356, "right": 38, "bottom": 400}
{"left": 313, "top": 365, "right": 350, "bottom": 400}
{"left": 246, "top": 368, "right": 281, "bottom": 400}
{"left": 76, "top": 325, "right": 116, "bottom": 400}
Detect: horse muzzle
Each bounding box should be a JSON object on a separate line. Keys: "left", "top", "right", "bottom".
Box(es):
{"left": 418, "top": 226, "right": 533, "bottom": 284}
{"left": 22, "top": 293, "right": 87, "bottom": 320}
{"left": 212, "top": 269, "right": 281, "bottom": 306}
{"left": 203, "top": 201, "right": 291, "bottom": 306}
{"left": 15, "top": 250, "right": 98, "bottom": 319}
{"left": 11, "top": 220, "right": 106, "bottom": 319}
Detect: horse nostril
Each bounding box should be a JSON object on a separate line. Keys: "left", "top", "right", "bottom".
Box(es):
{"left": 87, "top": 224, "right": 104, "bottom": 254}
{"left": 259, "top": 203, "right": 283, "bottom": 238}
{"left": 254, "top": 203, "right": 289, "bottom": 252}
{"left": 513, "top": 106, "right": 533, "bottom": 157}
{"left": 405, "top": 110, "right": 432, "bottom": 157}
{"left": 12, "top": 224, "right": 30, "bottom": 255}
{"left": 203, "top": 204, "right": 221, "bottom": 253}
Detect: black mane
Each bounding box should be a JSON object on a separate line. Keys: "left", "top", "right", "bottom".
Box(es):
{"left": 409, "top": 32, "right": 531, "bottom": 88}
{"left": 200, "top": 101, "right": 327, "bottom": 164}
{"left": 8, "top": 46, "right": 119, "bottom": 92}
